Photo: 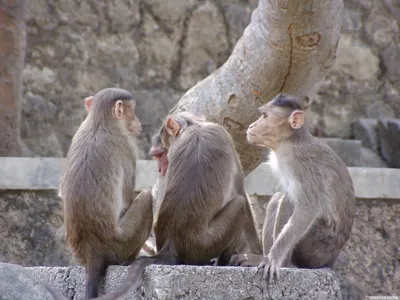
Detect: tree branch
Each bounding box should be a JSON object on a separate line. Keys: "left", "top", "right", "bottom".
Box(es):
{"left": 170, "top": 0, "right": 343, "bottom": 173}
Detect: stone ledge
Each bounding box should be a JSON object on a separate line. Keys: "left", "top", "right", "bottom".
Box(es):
{"left": 245, "top": 163, "right": 400, "bottom": 200}
{"left": 2, "top": 263, "right": 341, "bottom": 300}
{"left": 0, "top": 158, "right": 399, "bottom": 200}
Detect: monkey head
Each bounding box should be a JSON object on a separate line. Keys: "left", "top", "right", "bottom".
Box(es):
{"left": 85, "top": 89, "right": 142, "bottom": 138}
{"left": 151, "top": 112, "right": 205, "bottom": 176}
{"left": 247, "top": 93, "right": 311, "bottom": 150}
{"left": 160, "top": 112, "right": 205, "bottom": 149}
{"left": 150, "top": 132, "right": 168, "bottom": 177}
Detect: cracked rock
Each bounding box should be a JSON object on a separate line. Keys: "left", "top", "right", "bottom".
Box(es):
{"left": 21, "top": 264, "right": 342, "bottom": 300}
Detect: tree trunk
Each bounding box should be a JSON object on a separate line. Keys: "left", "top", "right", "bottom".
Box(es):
{"left": 170, "top": 0, "right": 343, "bottom": 173}
{"left": 0, "top": 0, "right": 26, "bottom": 156}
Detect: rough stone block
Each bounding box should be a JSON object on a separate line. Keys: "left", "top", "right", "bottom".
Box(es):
{"left": 359, "top": 147, "right": 388, "bottom": 168}
{"left": 352, "top": 118, "right": 379, "bottom": 151}
{"left": 19, "top": 264, "right": 341, "bottom": 300}
{"left": 318, "top": 138, "right": 361, "bottom": 167}
{"left": 378, "top": 119, "right": 400, "bottom": 168}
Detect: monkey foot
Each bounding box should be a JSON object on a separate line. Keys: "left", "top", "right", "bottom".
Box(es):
{"left": 258, "top": 255, "right": 281, "bottom": 283}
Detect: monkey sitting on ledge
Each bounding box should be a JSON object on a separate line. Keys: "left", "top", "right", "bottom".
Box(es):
{"left": 46, "top": 88, "right": 153, "bottom": 299}
{"left": 55, "top": 112, "right": 254, "bottom": 300}
{"left": 230, "top": 93, "right": 355, "bottom": 283}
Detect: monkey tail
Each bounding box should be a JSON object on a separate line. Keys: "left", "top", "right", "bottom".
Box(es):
{"left": 94, "top": 244, "right": 177, "bottom": 300}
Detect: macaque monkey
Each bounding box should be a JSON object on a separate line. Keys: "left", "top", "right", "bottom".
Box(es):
{"left": 230, "top": 93, "right": 355, "bottom": 282}
{"left": 69, "top": 112, "right": 257, "bottom": 300}
{"left": 45, "top": 88, "right": 153, "bottom": 300}
{"left": 145, "top": 123, "right": 262, "bottom": 258}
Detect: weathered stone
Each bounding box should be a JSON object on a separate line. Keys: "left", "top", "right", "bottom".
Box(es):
{"left": 363, "top": 9, "right": 399, "bottom": 48}
{"left": 352, "top": 118, "right": 379, "bottom": 150}
{"left": 378, "top": 119, "right": 400, "bottom": 168}
{"left": 381, "top": 42, "right": 400, "bottom": 82}
{"left": 178, "top": 1, "right": 230, "bottom": 90}
{"left": 331, "top": 34, "right": 380, "bottom": 81}
{"left": 245, "top": 162, "right": 400, "bottom": 200}
{"left": 0, "top": 263, "right": 52, "bottom": 300}
{"left": 332, "top": 199, "right": 400, "bottom": 296}
{"left": 0, "top": 190, "right": 72, "bottom": 267}
{"left": 19, "top": 0, "right": 400, "bottom": 157}
{"left": 320, "top": 138, "right": 362, "bottom": 167}
{"left": 341, "top": 5, "right": 362, "bottom": 32}
{"left": 2, "top": 158, "right": 400, "bottom": 199}
{"left": 359, "top": 147, "right": 388, "bottom": 168}
{"left": 24, "top": 265, "right": 341, "bottom": 300}
{"left": 218, "top": 2, "right": 254, "bottom": 46}
{"left": 383, "top": 0, "right": 400, "bottom": 20}
{"left": 21, "top": 93, "right": 64, "bottom": 157}
{"left": 311, "top": 33, "right": 387, "bottom": 138}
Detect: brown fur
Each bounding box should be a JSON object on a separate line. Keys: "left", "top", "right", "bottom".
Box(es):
{"left": 45, "top": 88, "right": 153, "bottom": 300}
{"left": 83, "top": 112, "right": 258, "bottom": 300}
{"left": 146, "top": 121, "right": 262, "bottom": 258}
{"left": 230, "top": 93, "right": 355, "bottom": 282}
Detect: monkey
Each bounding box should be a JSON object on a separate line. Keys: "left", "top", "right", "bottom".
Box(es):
{"left": 45, "top": 112, "right": 257, "bottom": 300}
{"left": 144, "top": 122, "right": 263, "bottom": 259}
{"left": 45, "top": 88, "right": 154, "bottom": 299}
{"left": 229, "top": 93, "right": 356, "bottom": 283}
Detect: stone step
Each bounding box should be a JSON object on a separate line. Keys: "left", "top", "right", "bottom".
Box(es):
{"left": 1, "top": 158, "right": 400, "bottom": 199}
{"left": 318, "top": 138, "right": 361, "bottom": 167}
{"left": 1, "top": 263, "right": 341, "bottom": 300}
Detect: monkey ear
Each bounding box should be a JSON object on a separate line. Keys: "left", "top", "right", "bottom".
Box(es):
{"left": 165, "top": 116, "right": 180, "bottom": 136}
{"left": 114, "top": 100, "right": 124, "bottom": 120}
{"left": 288, "top": 110, "right": 305, "bottom": 129}
{"left": 84, "top": 96, "right": 93, "bottom": 112}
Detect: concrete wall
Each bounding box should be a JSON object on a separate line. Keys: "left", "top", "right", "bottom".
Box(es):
{"left": 0, "top": 158, "right": 399, "bottom": 298}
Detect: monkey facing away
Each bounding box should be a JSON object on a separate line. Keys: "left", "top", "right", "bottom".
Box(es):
{"left": 45, "top": 88, "right": 153, "bottom": 299}
{"left": 230, "top": 93, "right": 355, "bottom": 282}
{"left": 147, "top": 127, "right": 262, "bottom": 257}
{"left": 59, "top": 112, "right": 257, "bottom": 300}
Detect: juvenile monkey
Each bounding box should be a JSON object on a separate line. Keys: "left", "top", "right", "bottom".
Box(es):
{"left": 45, "top": 88, "right": 153, "bottom": 299}
{"left": 65, "top": 112, "right": 254, "bottom": 300}
{"left": 230, "top": 93, "right": 355, "bottom": 282}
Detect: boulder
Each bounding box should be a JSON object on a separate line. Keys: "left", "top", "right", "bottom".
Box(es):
{"left": 0, "top": 263, "right": 52, "bottom": 300}
{"left": 378, "top": 119, "right": 400, "bottom": 168}
{"left": 319, "top": 138, "right": 361, "bottom": 167}
{"left": 352, "top": 118, "right": 379, "bottom": 151}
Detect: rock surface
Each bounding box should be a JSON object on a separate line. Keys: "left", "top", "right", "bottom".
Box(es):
{"left": 378, "top": 119, "right": 400, "bottom": 168}
{"left": 20, "top": 0, "right": 400, "bottom": 157}
{"left": 22, "top": 264, "right": 341, "bottom": 300}
{"left": 320, "top": 138, "right": 362, "bottom": 167}
{"left": 353, "top": 118, "right": 379, "bottom": 151}
{"left": 0, "top": 263, "right": 53, "bottom": 300}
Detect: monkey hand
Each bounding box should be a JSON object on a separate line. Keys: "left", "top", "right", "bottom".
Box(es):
{"left": 258, "top": 253, "right": 282, "bottom": 283}
{"left": 229, "top": 254, "right": 264, "bottom": 267}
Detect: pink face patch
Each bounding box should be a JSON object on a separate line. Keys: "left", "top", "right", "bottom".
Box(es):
{"left": 151, "top": 146, "right": 168, "bottom": 176}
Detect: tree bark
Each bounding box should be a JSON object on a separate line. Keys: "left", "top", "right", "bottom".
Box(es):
{"left": 170, "top": 0, "right": 343, "bottom": 173}
{"left": 0, "top": 0, "right": 26, "bottom": 156}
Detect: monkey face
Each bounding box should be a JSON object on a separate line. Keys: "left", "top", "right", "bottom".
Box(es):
{"left": 125, "top": 100, "right": 142, "bottom": 137}
{"left": 247, "top": 105, "right": 292, "bottom": 149}
{"left": 150, "top": 133, "right": 169, "bottom": 177}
